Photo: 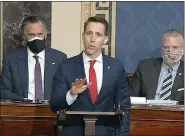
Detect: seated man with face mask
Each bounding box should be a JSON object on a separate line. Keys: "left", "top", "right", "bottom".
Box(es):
{"left": 0, "top": 16, "right": 67, "bottom": 102}
{"left": 131, "top": 29, "right": 184, "bottom": 102}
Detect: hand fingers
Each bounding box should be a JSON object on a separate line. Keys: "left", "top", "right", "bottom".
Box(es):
{"left": 79, "top": 85, "right": 89, "bottom": 92}
{"left": 74, "top": 78, "right": 80, "bottom": 86}
{"left": 71, "top": 83, "right": 75, "bottom": 86}
{"left": 83, "top": 78, "right": 87, "bottom": 84}
{"left": 77, "top": 79, "right": 85, "bottom": 88}
{"left": 86, "top": 82, "right": 92, "bottom": 87}
{"left": 79, "top": 78, "right": 87, "bottom": 86}
{"left": 73, "top": 78, "right": 87, "bottom": 87}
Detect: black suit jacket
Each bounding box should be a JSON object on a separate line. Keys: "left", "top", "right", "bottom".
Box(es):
{"left": 0, "top": 47, "right": 67, "bottom": 100}
{"left": 131, "top": 58, "right": 184, "bottom": 101}
{"left": 50, "top": 53, "right": 131, "bottom": 136}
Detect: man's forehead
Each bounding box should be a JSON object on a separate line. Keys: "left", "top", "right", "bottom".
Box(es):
{"left": 86, "top": 22, "right": 105, "bottom": 30}
{"left": 27, "top": 23, "right": 44, "bottom": 31}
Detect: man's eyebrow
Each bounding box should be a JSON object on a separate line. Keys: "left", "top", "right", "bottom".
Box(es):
{"left": 27, "top": 33, "right": 35, "bottom": 35}
{"left": 27, "top": 33, "right": 44, "bottom": 35}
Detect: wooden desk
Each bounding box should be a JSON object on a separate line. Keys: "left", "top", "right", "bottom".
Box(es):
{"left": 130, "top": 104, "right": 184, "bottom": 136}
{"left": 0, "top": 102, "right": 56, "bottom": 136}
{"left": 0, "top": 102, "right": 184, "bottom": 136}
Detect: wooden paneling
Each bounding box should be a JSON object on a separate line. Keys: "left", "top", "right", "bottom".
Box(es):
{"left": 0, "top": 102, "right": 184, "bottom": 136}
{"left": 130, "top": 105, "right": 184, "bottom": 136}
{"left": 0, "top": 102, "right": 56, "bottom": 136}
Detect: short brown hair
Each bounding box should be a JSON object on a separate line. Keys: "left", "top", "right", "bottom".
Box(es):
{"left": 84, "top": 16, "right": 109, "bottom": 36}
{"left": 22, "top": 16, "right": 48, "bottom": 36}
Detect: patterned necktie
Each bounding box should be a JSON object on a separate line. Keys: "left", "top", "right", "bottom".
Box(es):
{"left": 33, "top": 55, "right": 43, "bottom": 101}
{"left": 160, "top": 67, "right": 173, "bottom": 100}
{"left": 89, "top": 60, "right": 98, "bottom": 104}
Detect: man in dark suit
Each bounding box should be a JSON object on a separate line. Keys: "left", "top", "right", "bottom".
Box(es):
{"left": 0, "top": 16, "right": 67, "bottom": 101}
{"left": 131, "top": 29, "right": 184, "bottom": 102}
{"left": 50, "top": 16, "right": 131, "bottom": 136}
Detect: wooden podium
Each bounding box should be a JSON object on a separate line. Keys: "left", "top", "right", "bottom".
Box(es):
{"left": 58, "top": 110, "right": 124, "bottom": 136}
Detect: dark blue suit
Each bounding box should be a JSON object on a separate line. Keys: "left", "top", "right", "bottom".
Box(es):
{"left": 0, "top": 47, "right": 67, "bottom": 100}
{"left": 50, "top": 53, "right": 131, "bottom": 136}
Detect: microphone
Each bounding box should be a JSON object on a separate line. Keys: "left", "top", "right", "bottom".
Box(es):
{"left": 114, "top": 93, "right": 123, "bottom": 124}
{"left": 37, "top": 99, "right": 50, "bottom": 104}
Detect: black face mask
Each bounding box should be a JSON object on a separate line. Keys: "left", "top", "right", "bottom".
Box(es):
{"left": 27, "top": 39, "right": 46, "bottom": 54}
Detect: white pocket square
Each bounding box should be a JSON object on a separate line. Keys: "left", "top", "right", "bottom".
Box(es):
{"left": 52, "top": 63, "right": 55, "bottom": 65}
{"left": 177, "top": 88, "right": 184, "bottom": 91}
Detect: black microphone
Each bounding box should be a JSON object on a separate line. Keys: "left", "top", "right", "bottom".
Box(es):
{"left": 114, "top": 92, "right": 123, "bottom": 125}
{"left": 37, "top": 99, "right": 50, "bottom": 104}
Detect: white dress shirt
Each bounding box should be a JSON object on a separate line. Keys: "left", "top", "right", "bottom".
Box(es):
{"left": 66, "top": 52, "right": 103, "bottom": 105}
{"left": 27, "top": 48, "right": 45, "bottom": 101}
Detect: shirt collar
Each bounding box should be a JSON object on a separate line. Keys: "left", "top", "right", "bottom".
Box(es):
{"left": 82, "top": 51, "right": 103, "bottom": 64}
{"left": 27, "top": 47, "right": 45, "bottom": 60}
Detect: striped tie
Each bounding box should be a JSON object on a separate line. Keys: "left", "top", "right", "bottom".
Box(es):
{"left": 160, "top": 67, "right": 173, "bottom": 100}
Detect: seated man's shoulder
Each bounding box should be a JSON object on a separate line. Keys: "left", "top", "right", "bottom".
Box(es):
{"left": 63, "top": 55, "right": 78, "bottom": 63}
{"left": 58, "top": 54, "right": 79, "bottom": 66}
{"left": 104, "top": 55, "right": 124, "bottom": 67}
{"left": 139, "top": 58, "right": 162, "bottom": 66}
{"left": 48, "top": 48, "right": 67, "bottom": 57}
{"left": 4, "top": 47, "right": 27, "bottom": 60}
{"left": 180, "top": 59, "right": 184, "bottom": 65}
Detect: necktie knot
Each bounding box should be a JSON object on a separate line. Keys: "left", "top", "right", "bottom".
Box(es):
{"left": 33, "top": 55, "right": 39, "bottom": 62}
{"left": 89, "top": 60, "right": 96, "bottom": 67}
{"left": 168, "top": 67, "right": 173, "bottom": 74}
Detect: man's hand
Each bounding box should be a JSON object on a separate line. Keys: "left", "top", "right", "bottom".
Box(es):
{"left": 70, "top": 78, "right": 91, "bottom": 95}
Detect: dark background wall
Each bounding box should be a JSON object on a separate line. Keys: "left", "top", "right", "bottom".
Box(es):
{"left": 3, "top": 2, "right": 51, "bottom": 57}
{"left": 1, "top": 2, "right": 184, "bottom": 73}
{"left": 116, "top": 2, "right": 184, "bottom": 73}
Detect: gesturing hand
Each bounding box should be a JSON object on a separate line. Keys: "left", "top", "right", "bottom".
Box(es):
{"left": 70, "top": 78, "right": 91, "bottom": 95}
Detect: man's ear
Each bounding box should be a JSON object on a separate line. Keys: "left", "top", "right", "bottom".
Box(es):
{"left": 103, "top": 36, "right": 108, "bottom": 44}
{"left": 181, "top": 46, "right": 184, "bottom": 55}
{"left": 82, "top": 33, "right": 85, "bottom": 41}
{"left": 44, "top": 33, "right": 47, "bottom": 39}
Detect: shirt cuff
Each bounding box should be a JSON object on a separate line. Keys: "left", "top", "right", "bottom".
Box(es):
{"left": 66, "top": 90, "right": 78, "bottom": 105}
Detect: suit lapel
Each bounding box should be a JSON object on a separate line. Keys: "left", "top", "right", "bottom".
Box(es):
{"left": 73, "top": 54, "right": 86, "bottom": 79}
{"left": 149, "top": 58, "right": 163, "bottom": 99}
{"left": 95, "top": 55, "right": 110, "bottom": 104}
{"left": 44, "top": 48, "right": 53, "bottom": 99}
{"left": 16, "top": 48, "right": 28, "bottom": 97}
{"left": 171, "top": 61, "right": 184, "bottom": 99}
{"left": 74, "top": 53, "right": 93, "bottom": 104}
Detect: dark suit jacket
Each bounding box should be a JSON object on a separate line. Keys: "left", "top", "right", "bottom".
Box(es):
{"left": 50, "top": 53, "right": 131, "bottom": 136}
{"left": 0, "top": 75, "right": 3, "bottom": 99}
{"left": 0, "top": 47, "right": 67, "bottom": 100}
{"left": 131, "top": 58, "right": 184, "bottom": 101}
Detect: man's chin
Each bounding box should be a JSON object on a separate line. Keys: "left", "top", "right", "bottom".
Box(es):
{"left": 164, "top": 60, "right": 179, "bottom": 66}
{"left": 85, "top": 50, "right": 96, "bottom": 56}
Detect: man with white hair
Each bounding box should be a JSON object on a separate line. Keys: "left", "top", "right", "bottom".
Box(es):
{"left": 0, "top": 16, "right": 67, "bottom": 101}
{"left": 131, "top": 29, "right": 184, "bottom": 102}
